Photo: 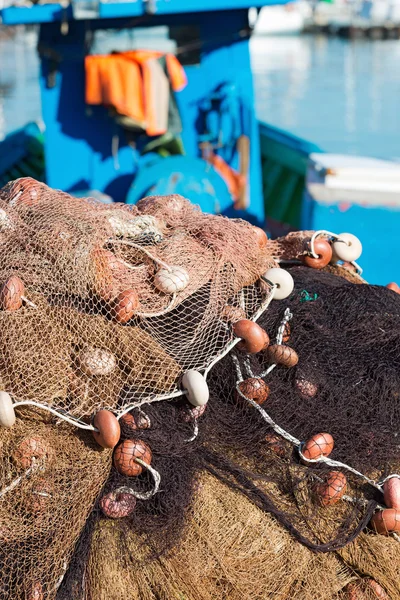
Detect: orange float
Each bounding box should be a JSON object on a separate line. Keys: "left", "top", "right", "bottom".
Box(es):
{"left": 315, "top": 471, "right": 347, "bottom": 506}
{"left": 112, "top": 289, "right": 139, "bottom": 324}
{"left": 303, "top": 238, "right": 332, "bottom": 269}
{"left": 233, "top": 319, "right": 269, "bottom": 354}
{"left": 113, "top": 439, "right": 152, "bottom": 477}
{"left": 238, "top": 378, "right": 270, "bottom": 405}
{"left": 92, "top": 410, "right": 121, "bottom": 449}
{"left": 0, "top": 275, "right": 25, "bottom": 311}
{"left": 266, "top": 344, "right": 298, "bottom": 368}
{"left": 302, "top": 433, "right": 334, "bottom": 461}
{"left": 383, "top": 477, "right": 400, "bottom": 509}
{"left": 370, "top": 508, "right": 400, "bottom": 535}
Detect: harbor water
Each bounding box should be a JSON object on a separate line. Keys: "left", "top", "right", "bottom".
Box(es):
{"left": 0, "top": 28, "right": 400, "bottom": 160}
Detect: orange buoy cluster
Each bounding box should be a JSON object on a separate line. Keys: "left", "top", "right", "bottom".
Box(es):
{"left": 94, "top": 407, "right": 155, "bottom": 519}
{"left": 370, "top": 476, "right": 400, "bottom": 535}
{"left": 302, "top": 232, "right": 362, "bottom": 270}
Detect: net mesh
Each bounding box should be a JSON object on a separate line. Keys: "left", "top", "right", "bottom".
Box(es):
{"left": 0, "top": 177, "right": 398, "bottom": 600}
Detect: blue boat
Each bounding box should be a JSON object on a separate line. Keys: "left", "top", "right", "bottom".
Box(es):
{"left": 0, "top": 0, "right": 399, "bottom": 284}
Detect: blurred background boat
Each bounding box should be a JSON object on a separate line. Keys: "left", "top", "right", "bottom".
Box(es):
{"left": 249, "top": 2, "right": 312, "bottom": 35}
{"left": 0, "top": 1, "right": 400, "bottom": 284}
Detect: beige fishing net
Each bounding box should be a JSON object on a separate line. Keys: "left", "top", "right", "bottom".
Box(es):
{"left": 0, "top": 177, "right": 398, "bottom": 600}
{"left": 0, "top": 177, "right": 274, "bottom": 417}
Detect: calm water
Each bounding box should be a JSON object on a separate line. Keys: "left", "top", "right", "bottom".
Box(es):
{"left": 1, "top": 28, "right": 400, "bottom": 161}
{"left": 251, "top": 34, "right": 400, "bottom": 160}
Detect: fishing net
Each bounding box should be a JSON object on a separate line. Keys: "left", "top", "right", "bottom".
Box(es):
{"left": 0, "top": 177, "right": 398, "bottom": 600}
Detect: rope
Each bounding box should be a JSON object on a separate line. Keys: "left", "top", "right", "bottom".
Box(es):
{"left": 309, "top": 230, "right": 363, "bottom": 275}
{"left": 10, "top": 283, "right": 274, "bottom": 430}
{"left": 136, "top": 293, "right": 177, "bottom": 318}
{"left": 13, "top": 400, "right": 98, "bottom": 431}
{"left": 0, "top": 459, "right": 43, "bottom": 500}
{"left": 117, "top": 458, "right": 161, "bottom": 500}
{"left": 186, "top": 420, "right": 199, "bottom": 443}
{"left": 108, "top": 238, "right": 172, "bottom": 271}
{"left": 234, "top": 309, "right": 393, "bottom": 497}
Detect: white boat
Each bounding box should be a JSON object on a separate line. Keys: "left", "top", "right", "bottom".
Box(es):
{"left": 249, "top": 3, "right": 312, "bottom": 35}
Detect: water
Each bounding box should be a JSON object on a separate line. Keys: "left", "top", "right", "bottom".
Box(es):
{"left": 251, "top": 34, "right": 400, "bottom": 160}
{"left": 0, "top": 27, "right": 42, "bottom": 139}
{"left": 1, "top": 28, "right": 400, "bottom": 161}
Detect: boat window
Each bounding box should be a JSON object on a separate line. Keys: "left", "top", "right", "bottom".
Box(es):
{"left": 169, "top": 26, "right": 201, "bottom": 66}
{"left": 89, "top": 26, "right": 177, "bottom": 55}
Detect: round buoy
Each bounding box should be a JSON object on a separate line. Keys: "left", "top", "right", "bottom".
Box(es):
{"left": 315, "top": 471, "right": 347, "bottom": 506}
{"left": 92, "top": 410, "right": 121, "bottom": 449}
{"left": 0, "top": 391, "right": 15, "bottom": 428}
{"left": 370, "top": 508, "right": 400, "bottom": 535}
{"left": 383, "top": 477, "right": 400, "bottom": 510}
{"left": 263, "top": 268, "right": 294, "bottom": 300}
{"left": 266, "top": 345, "right": 299, "bottom": 368}
{"left": 333, "top": 233, "right": 362, "bottom": 262}
{"left": 154, "top": 265, "right": 189, "bottom": 294}
{"left": 238, "top": 378, "right": 270, "bottom": 405}
{"left": 302, "top": 433, "right": 334, "bottom": 461}
{"left": 303, "top": 239, "right": 332, "bottom": 269}
{"left": 113, "top": 439, "right": 152, "bottom": 477}
{"left": 13, "top": 436, "right": 51, "bottom": 469}
{"left": 180, "top": 403, "right": 207, "bottom": 422}
{"left": 182, "top": 370, "right": 209, "bottom": 407}
{"left": 233, "top": 319, "right": 269, "bottom": 354}
{"left": 113, "top": 289, "right": 139, "bottom": 324}
{"left": 78, "top": 348, "right": 117, "bottom": 376}
{"left": 0, "top": 275, "right": 25, "bottom": 311}
{"left": 100, "top": 489, "right": 137, "bottom": 519}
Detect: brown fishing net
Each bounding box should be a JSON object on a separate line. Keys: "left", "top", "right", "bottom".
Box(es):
{"left": 0, "top": 177, "right": 399, "bottom": 600}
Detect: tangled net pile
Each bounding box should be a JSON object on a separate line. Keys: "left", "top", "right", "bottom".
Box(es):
{"left": 0, "top": 177, "right": 399, "bottom": 600}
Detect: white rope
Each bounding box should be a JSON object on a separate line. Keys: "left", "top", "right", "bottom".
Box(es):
{"left": 116, "top": 390, "right": 185, "bottom": 418}
{"left": 0, "top": 460, "right": 43, "bottom": 500}
{"left": 309, "top": 230, "right": 344, "bottom": 259}
{"left": 233, "top": 305, "right": 390, "bottom": 494}
{"left": 136, "top": 293, "right": 177, "bottom": 318}
{"left": 203, "top": 284, "right": 275, "bottom": 380}
{"left": 21, "top": 295, "right": 38, "bottom": 309}
{"left": 186, "top": 420, "right": 199, "bottom": 443}
{"left": 276, "top": 308, "right": 292, "bottom": 345}
{"left": 13, "top": 400, "right": 98, "bottom": 431}
{"left": 243, "top": 356, "right": 255, "bottom": 379}
{"left": 108, "top": 238, "right": 172, "bottom": 271}
{"left": 117, "top": 459, "right": 161, "bottom": 500}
